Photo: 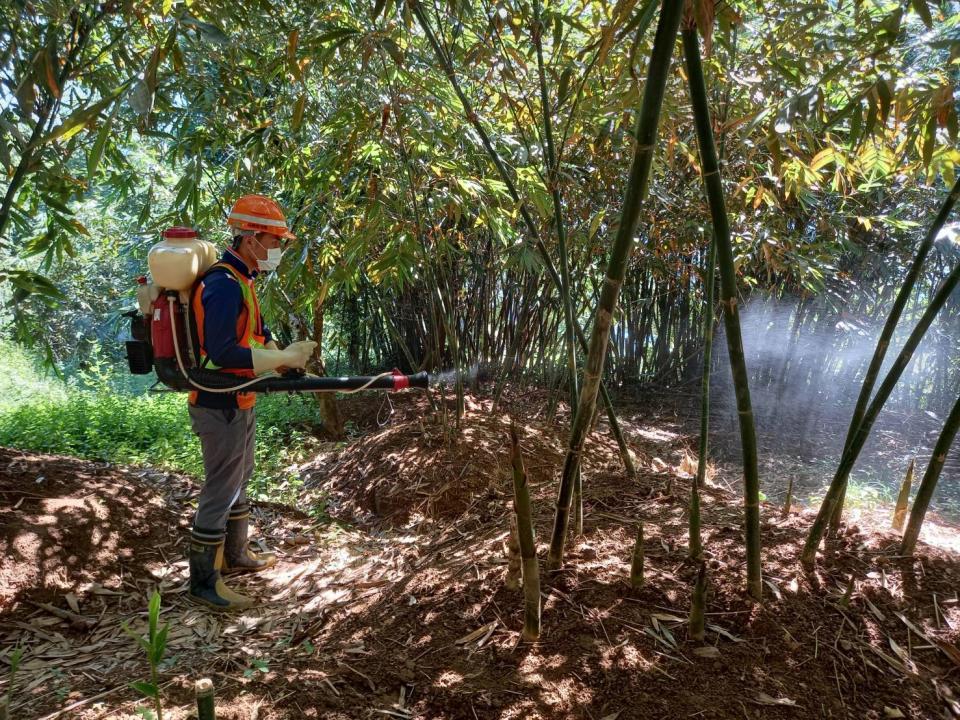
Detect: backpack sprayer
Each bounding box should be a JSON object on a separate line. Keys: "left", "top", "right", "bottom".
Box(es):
{"left": 123, "top": 227, "right": 429, "bottom": 394}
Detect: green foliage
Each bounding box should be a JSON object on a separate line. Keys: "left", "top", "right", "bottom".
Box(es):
{"left": 122, "top": 591, "right": 169, "bottom": 720}
{"left": 0, "top": 342, "right": 324, "bottom": 504}
{"left": 1, "top": 0, "right": 957, "bottom": 389}
{"left": 3, "top": 645, "right": 24, "bottom": 709}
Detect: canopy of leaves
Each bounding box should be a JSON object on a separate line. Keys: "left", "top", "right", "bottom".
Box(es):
{"left": 1, "top": 0, "right": 957, "bottom": 379}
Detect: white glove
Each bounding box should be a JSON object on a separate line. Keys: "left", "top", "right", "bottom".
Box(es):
{"left": 251, "top": 341, "right": 317, "bottom": 375}
{"left": 283, "top": 340, "right": 318, "bottom": 369}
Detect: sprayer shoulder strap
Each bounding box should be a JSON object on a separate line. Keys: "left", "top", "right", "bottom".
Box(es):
{"left": 189, "top": 263, "right": 241, "bottom": 368}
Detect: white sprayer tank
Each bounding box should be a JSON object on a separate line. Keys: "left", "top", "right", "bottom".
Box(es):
{"left": 147, "top": 227, "right": 218, "bottom": 294}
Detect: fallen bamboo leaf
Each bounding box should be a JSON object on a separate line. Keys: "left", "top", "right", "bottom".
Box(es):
{"left": 764, "top": 579, "right": 783, "bottom": 601}
{"left": 888, "top": 638, "right": 918, "bottom": 674}
{"left": 455, "top": 621, "right": 497, "bottom": 646}
{"left": 707, "top": 624, "right": 744, "bottom": 643}
{"left": 864, "top": 642, "right": 912, "bottom": 676}
{"left": 64, "top": 593, "right": 80, "bottom": 614}
{"left": 599, "top": 712, "right": 622, "bottom": 720}
{"left": 883, "top": 708, "right": 906, "bottom": 718}
{"left": 89, "top": 583, "right": 125, "bottom": 596}
{"left": 756, "top": 692, "right": 797, "bottom": 706}
{"left": 893, "top": 612, "right": 932, "bottom": 645}
{"left": 935, "top": 640, "right": 960, "bottom": 668}
{"left": 651, "top": 613, "right": 685, "bottom": 623}
{"left": 693, "top": 646, "right": 721, "bottom": 658}
{"left": 863, "top": 596, "right": 886, "bottom": 622}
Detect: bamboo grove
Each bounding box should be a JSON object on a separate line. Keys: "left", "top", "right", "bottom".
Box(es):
{"left": 2, "top": 0, "right": 960, "bottom": 594}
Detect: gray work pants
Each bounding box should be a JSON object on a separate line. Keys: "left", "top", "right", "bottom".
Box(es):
{"left": 188, "top": 405, "right": 256, "bottom": 532}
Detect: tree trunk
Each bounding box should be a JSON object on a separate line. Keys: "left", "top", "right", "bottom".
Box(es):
{"left": 510, "top": 421, "right": 540, "bottom": 641}
{"left": 900, "top": 393, "right": 960, "bottom": 555}
{"left": 826, "top": 176, "right": 960, "bottom": 532}
{"left": 802, "top": 261, "right": 960, "bottom": 567}
{"left": 691, "top": 235, "right": 717, "bottom": 560}
{"left": 682, "top": 22, "right": 763, "bottom": 599}
{"left": 312, "top": 293, "right": 344, "bottom": 439}
{"left": 546, "top": 0, "right": 684, "bottom": 571}
{"left": 411, "top": 0, "right": 636, "bottom": 477}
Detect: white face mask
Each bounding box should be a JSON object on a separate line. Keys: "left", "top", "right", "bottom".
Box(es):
{"left": 255, "top": 238, "right": 284, "bottom": 272}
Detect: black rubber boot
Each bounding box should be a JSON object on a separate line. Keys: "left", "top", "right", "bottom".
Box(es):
{"left": 188, "top": 528, "right": 254, "bottom": 611}
{"left": 222, "top": 504, "right": 277, "bottom": 575}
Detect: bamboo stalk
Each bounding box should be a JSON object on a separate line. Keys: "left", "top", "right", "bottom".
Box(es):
{"left": 533, "top": 0, "right": 584, "bottom": 536}
{"left": 682, "top": 22, "right": 763, "bottom": 600}
{"left": 839, "top": 573, "right": 855, "bottom": 607}
{"left": 691, "top": 235, "right": 717, "bottom": 560}
{"left": 690, "top": 561, "right": 707, "bottom": 642}
{"left": 505, "top": 516, "right": 521, "bottom": 591}
{"left": 802, "top": 261, "right": 960, "bottom": 567}
{"left": 825, "top": 176, "right": 960, "bottom": 532}
{"left": 892, "top": 458, "right": 915, "bottom": 532}
{"left": 900, "top": 393, "right": 960, "bottom": 555}
{"left": 630, "top": 522, "right": 645, "bottom": 589}
{"left": 546, "top": 0, "right": 684, "bottom": 572}
{"left": 781, "top": 475, "right": 794, "bottom": 520}
{"left": 195, "top": 678, "right": 216, "bottom": 720}
{"left": 410, "top": 0, "right": 636, "bottom": 478}
{"left": 510, "top": 421, "right": 540, "bottom": 641}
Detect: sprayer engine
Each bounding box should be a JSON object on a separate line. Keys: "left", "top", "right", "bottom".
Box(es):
{"left": 124, "top": 226, "right": 429, "bottom": 394}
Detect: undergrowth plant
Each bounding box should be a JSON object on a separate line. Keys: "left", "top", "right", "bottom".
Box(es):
{"left": 0, "top": 343, "right": 324, "bottom": 504}
{"left": 122, "top": 591, "right": 169, "bottom": 720}
{"left": 2, "top": 646, "right": 24, "bottom": 715}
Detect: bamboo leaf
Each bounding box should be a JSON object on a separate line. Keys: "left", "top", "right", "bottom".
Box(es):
{"left": 287, "top": 29, "right": 301, "bottom": 80}
{"left": 810, "top": 148, "right": 835, "bottom": 171}
{"left": 292, "top": 94, "right": 306, "bottom": 131}
{"left": 15, "top": 74, "right": 36, "bottom": 117}
{"left": 693, "top": 0, "right": 715, "bottom": 57}
{"left": 148, "top": 591, "right": 160, "bottom": 640}
{"left": 921, "top": 114, "right": 936, "bottom": 168}
{"left": 87, "top": 101, "right": 119, "bottom": 179}
{"left": 40, "top": 85, "right": 127, "bottom": 145}
{"left": 557, "top": 66, "right": 572, "bottom": 107}
{"left": 382, "top": 38, "right": 405, "bottom": 66}
{"left": 39, "top": 45, "right": 61, "bottom": 99}
{"left": 182, "top": 15, "right": 230, "bottom": 45}
{"left": 910, "top": 0, "right": 933, "bottom": 28}
{"left": 316, "top": 28, "right": 360, "bottom": 44}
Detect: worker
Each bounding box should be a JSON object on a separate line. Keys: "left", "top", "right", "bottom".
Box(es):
{"left": 187, "top": 194, "right": 316, "bottom": 611}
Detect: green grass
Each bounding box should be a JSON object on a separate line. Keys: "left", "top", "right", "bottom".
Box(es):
{"left": 0, "top": 341, "right": 326, "bottom": 505}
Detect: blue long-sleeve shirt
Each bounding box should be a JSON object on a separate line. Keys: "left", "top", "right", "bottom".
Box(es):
{"left": 192, "top": 249, "right": 272, "bottom": 409}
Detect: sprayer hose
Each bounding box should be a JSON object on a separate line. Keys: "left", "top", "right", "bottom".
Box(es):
{"left": 169, "top": 296, "right": 394, "bottom": 394}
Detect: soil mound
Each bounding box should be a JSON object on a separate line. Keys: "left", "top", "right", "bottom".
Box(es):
{"left": 308, "top": 393, "right": 631, "bottom": 528}
{"left": 2, "top": 392, "right": 960, "bottom": 720}
{"left": 0, "top": 447, "right": 181, "bottom": 611}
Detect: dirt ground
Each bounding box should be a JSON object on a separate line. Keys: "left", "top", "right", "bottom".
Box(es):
{"left": 2, "top": 389, "right": 960, "bottom": 719}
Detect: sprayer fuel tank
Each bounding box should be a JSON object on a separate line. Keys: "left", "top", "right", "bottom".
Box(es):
{"left": 147, "top": 226, "right": 218, "bottom": 291}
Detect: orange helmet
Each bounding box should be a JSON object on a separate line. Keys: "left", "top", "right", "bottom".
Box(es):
{"left": 227, "top": 194, "right": 296, "bottom": 240}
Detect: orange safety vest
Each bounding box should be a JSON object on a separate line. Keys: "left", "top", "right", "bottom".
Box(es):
{"left": 190, "top": 262, "right": 267, "bottom": 410}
